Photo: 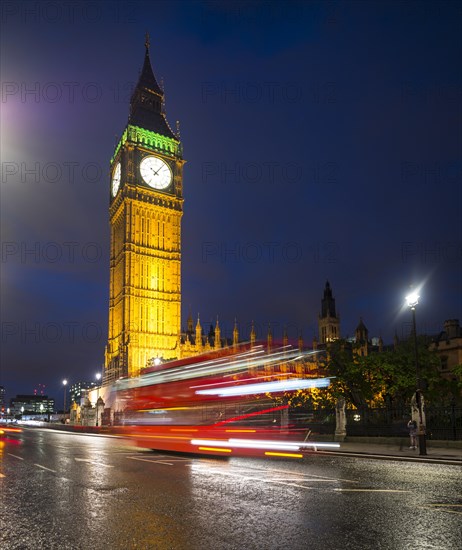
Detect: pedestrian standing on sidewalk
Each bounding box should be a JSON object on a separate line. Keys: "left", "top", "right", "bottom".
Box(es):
{"left": 407, "top": 419, "right": 417, "bottom": 449}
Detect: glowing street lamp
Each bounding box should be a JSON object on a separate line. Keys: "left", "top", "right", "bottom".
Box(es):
{"left": 95, "top": 372, "right": 102, "bottom": 426}
{"left": 62, "top": 379, "right": 68, "bottom": 423}
{"left": 405, "top": 292, "right": 419, "bottom": 309}
{"left": 405, "top": 291, "right": 427, "bottom": 456}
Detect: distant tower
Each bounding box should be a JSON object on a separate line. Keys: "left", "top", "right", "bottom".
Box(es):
{"left": 214, "top": 317, "right": 221, "bottom": 349}
{"left": 250, "top": 321, "right": 256, "bottom": 346}
{"left": 105, "top": 35, "right": 184, "bottom": 381}
{"left": 233, "top": 319, "right": 239, "bottom": 348}
{"left": 355, "top": 318, "right": 369, "bottom": 356}
{"left": 195, "top": 316, "right": 203, "bottom": 351}
{"left": 267, "top": 324, "right": 273, "bottom": 350}
{"left": 318, "top": 281, "right": 340, "bottom": 344}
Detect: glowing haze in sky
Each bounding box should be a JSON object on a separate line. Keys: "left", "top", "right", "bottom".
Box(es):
{"left": 0, "top": 1, "right": 461, "bottom": 403}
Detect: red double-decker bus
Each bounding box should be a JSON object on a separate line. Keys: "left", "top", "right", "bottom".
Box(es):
{"left": 107, "top": 344, "right": 336, "bottom": 458}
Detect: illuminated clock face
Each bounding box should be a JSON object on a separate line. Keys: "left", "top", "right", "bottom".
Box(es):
{"left": 140, "top": 156, "right": 172, "bottom": 190}
{"left": 111, "top": 162, "right": 121, "bottom": 197}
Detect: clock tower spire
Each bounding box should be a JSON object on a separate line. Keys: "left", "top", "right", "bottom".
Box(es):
{"left": 129, "top": 34, "right": 175, "bottom": 139}
{"left": 105, "top": 37, "right": 184, "bottom": 383}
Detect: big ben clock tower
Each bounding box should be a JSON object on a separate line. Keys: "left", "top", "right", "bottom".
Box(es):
{"left": 105, "top": 35, "right": 184, "bottom": 382}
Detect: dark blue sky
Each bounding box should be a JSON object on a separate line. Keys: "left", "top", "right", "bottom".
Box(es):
{"left": 1, "top": 0, "right": 461, "bottom": 403}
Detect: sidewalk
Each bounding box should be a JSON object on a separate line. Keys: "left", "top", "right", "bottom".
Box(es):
{"left": 315, "top": 436, "right": 462, "bottom": 464}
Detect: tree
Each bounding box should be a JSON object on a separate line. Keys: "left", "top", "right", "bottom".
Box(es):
{"left": 450, "top": 363, "right": 462, "bottom": 401}
{"left": 264, "top": 336, "right": 453, "bottom": 411}
{"left": 322, "top": 336, "right": 448, "bottom": 407}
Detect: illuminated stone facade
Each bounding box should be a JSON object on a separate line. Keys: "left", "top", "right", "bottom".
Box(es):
{"left": 105, "top": 37, "right": 183, "bottom": 382}
{"left": 429, "top": 319, "right": 462, "bottom": 380}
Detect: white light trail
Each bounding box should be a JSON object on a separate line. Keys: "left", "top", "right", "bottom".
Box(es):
{"left": 195, "top": 377, "right": 332, "bottom": 396}
{"left": 190, "top": 438, "right": 340, "bottom": 451}
{"left": 114, "top": 346, "right": 321, "bottom": 391}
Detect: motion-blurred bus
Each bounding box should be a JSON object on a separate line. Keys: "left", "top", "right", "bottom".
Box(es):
{"left": 106, "top": 343, "right": 338, "bottom": 457}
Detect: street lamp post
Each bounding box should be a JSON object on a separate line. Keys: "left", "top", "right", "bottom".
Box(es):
{"left": 405, "top": 292, "right": 427, "bottom": 456}
{"left": 62, "top": 379, "right": 68, "bottom": 423}
{"left": 95, "top": 372, "right": 102, "bottom": 426}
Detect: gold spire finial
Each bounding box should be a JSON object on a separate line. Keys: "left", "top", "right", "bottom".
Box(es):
{"left": 145, "top": 32, "right": 150, "bottom": 51}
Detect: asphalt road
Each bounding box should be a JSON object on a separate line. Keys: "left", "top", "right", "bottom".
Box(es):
{"left": 1, "top": 428, "right": 461, "bottom": 550}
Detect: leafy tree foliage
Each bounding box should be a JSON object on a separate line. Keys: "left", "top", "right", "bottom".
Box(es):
{"left": 323, "top": 336, "right": 455, "bottom": 407}
{"left": 270, "top": 337, "right": 457, "bottom": 409}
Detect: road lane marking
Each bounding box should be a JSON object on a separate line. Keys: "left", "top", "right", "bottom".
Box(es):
{"left": 240, "top": 465, "right": 359, "bottom": 484}
{"left": 272, "top": 478, "right": 339, "bottom": 482}
{"left": 126, "top": 454, "right": 190, "bottom": 462}
{"left": 264, "top": 480, "right": 328, "bottom": 490}
{"left": 34, "top": 464, "right": 57, "bottom": 473}
{"left": 74, "top": 458, "right": 114, "bottom": 467}
{"left": 332, "top": 487, "right": 412, "bottom": 493}
{"left": 146, "top": 454, "right": 190, "bottom": 461}
{"left": 8, "top": 453, "right": 24, "bottom": 460}
{"left": 427, "top": 504, "right": 462, "bottom": 508}
{"left": 418, "top": 504, "right": 462, "bottom": 516}
{"left": 193, "top": 464, "right": 359, "bottom": 485}
{"left": 268, "top": 470, "right": 359, "bottom": 483}
{"left": 126, "top": 456, "right": 173, "bottom": 465}
{"left": 125, "top": 454, "right": 361, "bottom": 487}
{"left": 192, "top": 469, "right": 345, "bottom": 491}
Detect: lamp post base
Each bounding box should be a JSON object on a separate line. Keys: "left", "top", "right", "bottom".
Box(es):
{"left": 418, "top": 434, "right": 427, "bottom": 455}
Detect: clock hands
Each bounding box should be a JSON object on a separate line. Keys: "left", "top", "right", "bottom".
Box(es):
{"left": 140, "top": 157, "right": 171, "bottom": 189}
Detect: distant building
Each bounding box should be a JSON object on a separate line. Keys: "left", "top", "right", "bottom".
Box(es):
{"left": 429, "top": 319, "right": 462, "bottom": 380}
{"left": 70, "top": 381, "right": 99, "bottom": 406}
{"left": 353, "top": 318, "right": 383, "bottom": 357}
{"left": 10, "top": 395, "right": 54, "bottom": 415}
{"left": 313, "top": 281, "right": 383, "bottom": 356}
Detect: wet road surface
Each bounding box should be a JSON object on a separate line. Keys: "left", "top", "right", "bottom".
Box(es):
{"left": 1, "top": 428, "right": 461, "bottom": 549}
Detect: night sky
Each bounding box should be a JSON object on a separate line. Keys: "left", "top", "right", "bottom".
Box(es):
{"left": 1, "top": 1, "right": 461, "bottom": 404}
